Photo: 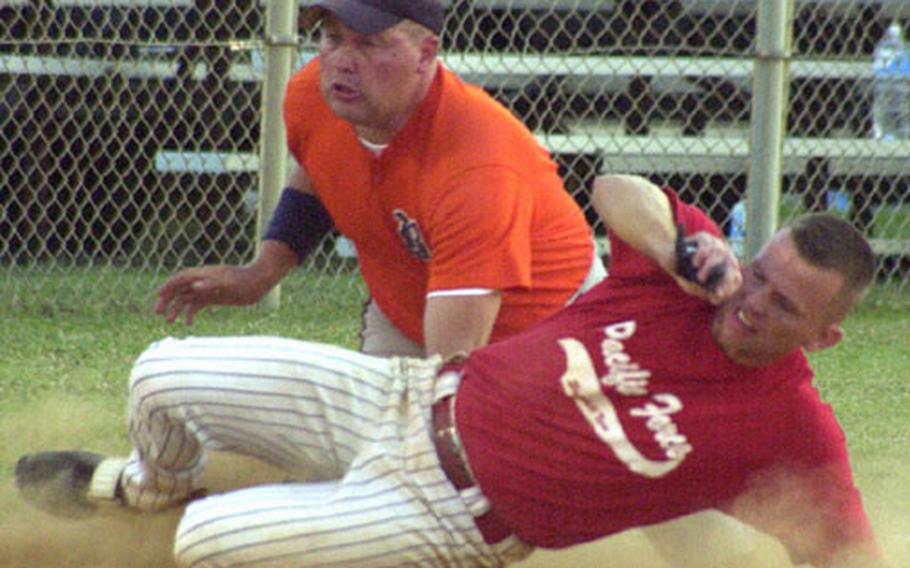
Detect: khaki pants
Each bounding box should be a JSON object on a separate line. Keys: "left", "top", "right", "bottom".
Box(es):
{"left": 360, "top": 248, "right": 608, "bottom": 357}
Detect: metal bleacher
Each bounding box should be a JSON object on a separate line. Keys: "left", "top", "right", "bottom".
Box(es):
{"left": 6, "top": 1, "right": 910, "bottom": 170}
{"left": 213, "top": 2, "right": 910, "bottom": 250}
{"left": 4, "top": 0, "right": 910, "bottom": 256}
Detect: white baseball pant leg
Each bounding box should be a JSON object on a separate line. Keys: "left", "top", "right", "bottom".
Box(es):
{"left": 121, "top": 336, "right": 530, "bottom": 567}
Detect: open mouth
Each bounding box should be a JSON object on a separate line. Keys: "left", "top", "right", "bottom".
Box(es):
{"left": 332, "top": 82, "right": 360, "bottom": 101}
{"left": 735, "top": 308, "right": 756, "bottom": 332}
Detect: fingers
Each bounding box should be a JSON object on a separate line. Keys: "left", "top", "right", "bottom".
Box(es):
{"left": 696, "top": 245, "right": 742, "bottom": 303}
{"left": 155, "top": 269, "right": 216, "bottom": 325}
{"left": 153, "top": 265, "right": 261, "bottom": 323}
{"left": 693, "top": 244, "right": 727, "bottom": 285}
{"left": 159, "top": 291, "right": 209, "bottom": 325}
{"left": 681, "top": 232, "right": 743, "bottom": 304}
{"left": 184, "top": 302, "right": 203, "bottom": 326}
{"left": 156, "top": 269, "right": 198, "bottom": 298}
{"left": 161, "top": 293, "right": 195, "bottom": 325}
{"left": 705, "top": 263, "right": 742, "bottom": 304}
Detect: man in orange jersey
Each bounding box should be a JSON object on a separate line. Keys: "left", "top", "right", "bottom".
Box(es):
{"left": 155, "top": 0, "right": 604, "bottom": 359}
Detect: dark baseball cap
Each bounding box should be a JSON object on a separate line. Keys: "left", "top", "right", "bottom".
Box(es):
{"left": 304, "top": 0, "right": 444, "bottom": 36}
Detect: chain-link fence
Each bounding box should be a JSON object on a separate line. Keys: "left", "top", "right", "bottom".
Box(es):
{"left": 3, "top": 0, "right": 910, "bottom": 311}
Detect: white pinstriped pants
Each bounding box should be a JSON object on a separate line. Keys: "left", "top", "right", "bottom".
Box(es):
{"left": 121, "top": 336, "right": 532, "bottom": 567}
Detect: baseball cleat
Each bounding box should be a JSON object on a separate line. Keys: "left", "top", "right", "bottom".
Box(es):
{"left": 15, "top": 451, "right": 128, "bottom": 519}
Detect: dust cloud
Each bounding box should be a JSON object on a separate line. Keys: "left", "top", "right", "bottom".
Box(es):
{"left": 0, "top": 398, "right": 287, "bottom": 568}
{"left": 2, "top": 398, "right": 907, "bottom": 567}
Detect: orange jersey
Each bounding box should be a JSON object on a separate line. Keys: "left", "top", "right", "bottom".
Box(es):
{"left": 284, "top": 60, "right": 593, "bottom": 345}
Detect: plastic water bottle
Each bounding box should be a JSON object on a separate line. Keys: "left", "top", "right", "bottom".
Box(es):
{"left": 728, "top": 200, "right": 746, "bottom": 260}
{"left": 826, "top": 189, "right": 851, "bottom": 216}
{"left": 871, "top": 21, "right": 910, "bottom": 140}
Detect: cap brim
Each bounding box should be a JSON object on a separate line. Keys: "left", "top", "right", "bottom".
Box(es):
{"left": 302, "top": 1, "right": 402, "bottom": 36}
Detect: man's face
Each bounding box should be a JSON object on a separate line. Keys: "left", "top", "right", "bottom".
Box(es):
{"left": 712, "top": 229, "right": 845, "bottom": 367}
{"left": 317, "top": 16, "right": 431, "bottom": 139}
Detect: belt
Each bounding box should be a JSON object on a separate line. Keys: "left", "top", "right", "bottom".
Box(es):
{"left": 431, "top": 394, "right": 513, "bottom": 545}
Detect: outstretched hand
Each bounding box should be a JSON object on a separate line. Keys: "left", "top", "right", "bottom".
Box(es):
{"left": 673, "top": 230, "right": 743, "bottom": 304}
{"left": 155, "top": 265, "right": 267, "bottom": 325}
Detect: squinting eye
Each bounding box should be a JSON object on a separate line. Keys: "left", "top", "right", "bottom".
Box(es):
{"left": 320, "top": 31, "right": 341, "bottom": 45}
{"left": 772, "top": 293, "right": 799, "bottom": 315}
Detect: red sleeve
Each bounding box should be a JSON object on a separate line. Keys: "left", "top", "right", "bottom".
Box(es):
{"left": 728, "top": 465, "right": 879, "bottom": 567}
{"left": 725, "top": 388, "right": 880, "bottom": 567}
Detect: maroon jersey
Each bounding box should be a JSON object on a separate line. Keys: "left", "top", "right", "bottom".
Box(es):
{"left": 455, "top": 189, "right": 876, "bottom": 566}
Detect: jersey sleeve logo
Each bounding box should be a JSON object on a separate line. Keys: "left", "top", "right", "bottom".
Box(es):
{"left": 392, "top": 209, "right": 431, "bottom": 262}
{"left": 558, "top": 320, "right": 693, "bottom": 478}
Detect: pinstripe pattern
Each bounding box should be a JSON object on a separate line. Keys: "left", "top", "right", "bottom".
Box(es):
{"left": 118, "top": 336, "right": 531, "bottom": 567}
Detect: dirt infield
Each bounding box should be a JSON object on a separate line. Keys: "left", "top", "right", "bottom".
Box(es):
{"left": 2, "top": 398, "right": 907, "bottom": 567}
{"left": 0, "top": 452, "right": 291, "bottom": 568}
{"left": 0, "top": 492, "right": 807, "bottom": 568}
{"left": 0, "top": 470, "right": 794, "bottom": 568}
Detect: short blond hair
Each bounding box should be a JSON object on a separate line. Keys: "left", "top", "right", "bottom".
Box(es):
{"left": 787, "top": 213, "right": 875, "bottom": 320}
{"left": 397, "top": 19, "right": 437, "bottom": 43}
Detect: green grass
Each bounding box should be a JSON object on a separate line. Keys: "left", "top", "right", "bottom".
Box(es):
{"left": 809, "top": 306, "right": 910, "bottom": 461}
{"left": 1, "top": 283, "right": 907, "bottom": 458}
{"left": 779, "top": 192, "right": 910, "bottom": 240}
{"left": 1, "top": 257, "right": 363, "bottom": 311}
{"left": 0, "top": 273, "right": 366, "bottom": 411}
{"left": 873, "top": 203, "right": 910, "bottom": 240}
{"left": 2, "top": 293, "right": 907, "bottom": 468}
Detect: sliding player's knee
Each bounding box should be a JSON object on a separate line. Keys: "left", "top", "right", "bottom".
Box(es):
{"left": 173, "top": 498, "right": 244, "bottom": 567}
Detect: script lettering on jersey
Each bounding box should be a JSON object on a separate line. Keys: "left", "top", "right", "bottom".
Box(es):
{"left": 392, "top": 209, "right": 431, "bottom": 262}
{"left": 558, "top": 320, "right": 693, "bottom": 478}
{"left": 600, "top": 320, "right": 651, "bottom": 396}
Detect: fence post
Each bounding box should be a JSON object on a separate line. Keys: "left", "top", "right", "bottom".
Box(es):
{"left": 745, "top": 0, "right": 794, "bottom": 260}
{"left": 256, "top": 0, "right": 298, "bottom": 310}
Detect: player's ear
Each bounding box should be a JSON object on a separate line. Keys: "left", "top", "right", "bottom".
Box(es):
{"left": 416, "top": 34, "right": 439, "bottom": 73}
{"left": 803, "top": 324, "right": 843, "bottom": 353}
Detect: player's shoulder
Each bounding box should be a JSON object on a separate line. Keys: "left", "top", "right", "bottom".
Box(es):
{"left": 437, "top": 68, "right": 533, "bottom": 139}
{"left": 428, "top": 72, "right": 551, "bottom": 181}
{"left": 285, "top": 60, "right": 321, "bottom": 106}
{"left": 780, "top": 372, "right": 848, "bottom": 448}
{"left": 284, "top": 59, "right": 332, "bottom": 144}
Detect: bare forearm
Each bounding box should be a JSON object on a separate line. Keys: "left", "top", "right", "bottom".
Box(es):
{"left": 247, "top": 240, "right": 300, "bottom": 296}
{"left": 591, "top": 174, "right": 677, "bottom": 272}
{"left": 423, "top": 293, "right": 502, "bottom": 359}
